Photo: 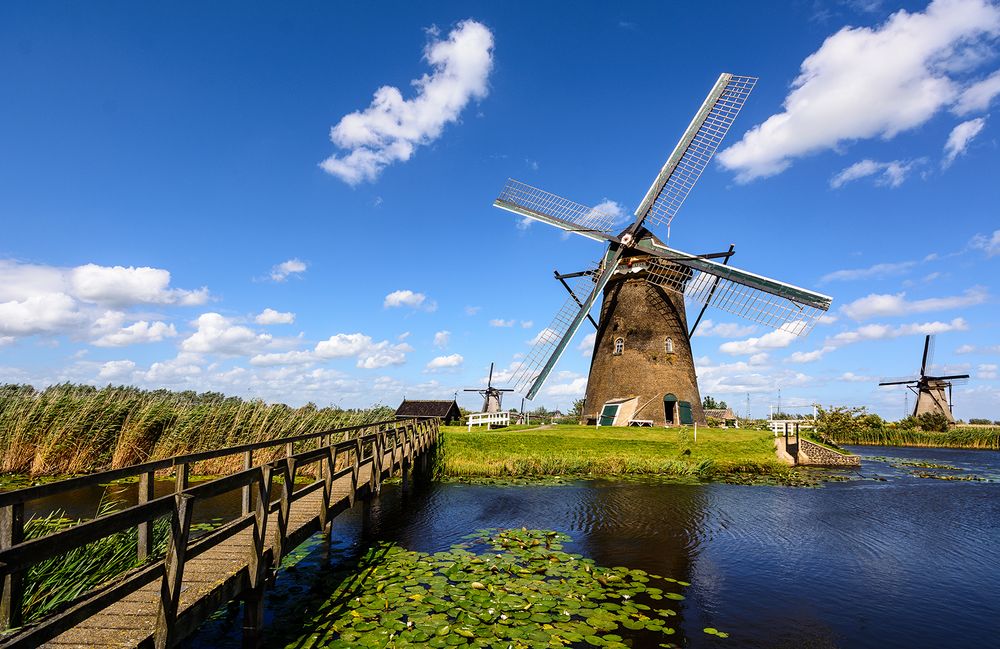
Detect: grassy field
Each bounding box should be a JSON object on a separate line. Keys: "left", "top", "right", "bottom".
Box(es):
{"left": 441, "top": 424, "right": 788, "bottom": 479}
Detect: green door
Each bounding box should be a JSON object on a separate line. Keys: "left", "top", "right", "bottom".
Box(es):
{"left": 678, "top": 401, "right": 693, "bottom": 425}
{"left": 599, "top": 404, "right": 619, "bottom": 426}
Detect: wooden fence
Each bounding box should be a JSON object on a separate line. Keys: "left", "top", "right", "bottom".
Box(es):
{"left": 0, "top": 417, "right": 439, "bottom": 648}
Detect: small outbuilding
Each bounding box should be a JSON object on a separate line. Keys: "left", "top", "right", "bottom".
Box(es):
{"left": 394, "top": 399, "right": 462, "bottom": 425}
{"left": 703, "top": 407, "right": 739, "bottom": 428}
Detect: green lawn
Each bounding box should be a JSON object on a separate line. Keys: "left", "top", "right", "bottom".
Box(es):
{"left": 441, "top": 424, "right": 784, "bottom": 478}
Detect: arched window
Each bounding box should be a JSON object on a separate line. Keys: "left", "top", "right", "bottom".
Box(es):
{"left": 665, "top": 337, "right": 674, "bottom": 354}
{"left": 613, "top": 337, "right": 624, "bottom": 355}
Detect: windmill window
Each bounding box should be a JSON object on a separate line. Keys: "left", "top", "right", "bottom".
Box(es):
{"left": 665, "top": 337, "right": 674, "bottom": 354}
{"left": 613, "top": 337, "right": 624, "bottom": 355}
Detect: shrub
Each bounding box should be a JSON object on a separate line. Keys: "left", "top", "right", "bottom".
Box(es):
{"left": 916, "top": 411, "right": 950, "bottom": 432}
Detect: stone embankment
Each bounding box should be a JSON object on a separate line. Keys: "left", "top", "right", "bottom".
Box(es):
{"left": 775, "top": 436, "right": 861, "bottom": 467}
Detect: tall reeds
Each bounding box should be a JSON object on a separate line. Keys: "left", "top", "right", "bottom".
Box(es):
{"left": 830, "top": 426, "right": 1000, "bottom": 449}
{"left": 0, "top": 383, "right": 393, "bottom": 476}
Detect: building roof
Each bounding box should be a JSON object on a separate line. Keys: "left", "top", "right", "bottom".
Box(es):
{"left": 703, "top": 407, "right": 737, "bottom": 420}
{"left": 394, "top": 399, "right": 461, "bottom": 419}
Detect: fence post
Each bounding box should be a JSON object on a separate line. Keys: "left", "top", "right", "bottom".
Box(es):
{"left": 0, "top": 502, "right": 25, "bottom": 631}
{"left": 241, "top": 449, "right": 253, "bottom": 516}
{"left": 154, "top": 493, "right": 195, "bottom": 649}
{"left": 272, "top": 458, "right": 297, "bottom": 562}
{"left": 138, "top": 470, "right": 155, "bottom": 561}
{"left": 175, "top": 462, "right": 190, "bottom": 493}
{"left": 319, "top": 446, "right": 336, "bottom": 530}
{"left": 244, "top": 466, "right": 273, "bottom": 649}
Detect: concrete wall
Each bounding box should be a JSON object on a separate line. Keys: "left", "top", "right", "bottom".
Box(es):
{"left": 775, "top": 436, "right": 860, "bottom": 467}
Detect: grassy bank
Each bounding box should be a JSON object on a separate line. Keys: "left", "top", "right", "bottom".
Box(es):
{"left": 0, "top": 383, "right": 392, "bottom": 476}
{"left": 829, "top": 426, "right": 1000, "bottom": 449}
{"left": 441, "top": 424, "right": 791, "bottom": 480}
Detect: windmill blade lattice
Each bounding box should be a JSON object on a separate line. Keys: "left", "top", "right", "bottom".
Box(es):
{"left": 495, "top": 179, "right": 621, "bottom": 242}
{"left": 645, "top": 258, "right": 827, "bottom": 336}
{"left": 634, "top": 74, "right": 757, "bottom": 230}
{"left": 507, "top": 264, "right": 603, "bottom": 394}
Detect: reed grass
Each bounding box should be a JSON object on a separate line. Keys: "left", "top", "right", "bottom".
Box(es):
{"left": 441, "top": 424, "right": 785, "bottom": 478}
{"left": 830, "top": 426, "right": 1000, "bottom": 449}
{"left": 0, "top": 383, "right": 392, "bottom": 477}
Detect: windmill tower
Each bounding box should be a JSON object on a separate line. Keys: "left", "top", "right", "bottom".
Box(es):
{"left": 878, "top": 335, "right": 969, "bottom": 422}
{"left": 463, "top": 362, "right": 514, "bottom": 414}
{"left": 492, "top": 73, "right": 832, "bottom": 427}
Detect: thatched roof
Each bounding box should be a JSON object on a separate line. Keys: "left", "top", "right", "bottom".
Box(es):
{"left": 704, "top": 408, "right": 737, "bottom": 420}
{"left": 395, "top": 399, "right": 461, "bottom": 420}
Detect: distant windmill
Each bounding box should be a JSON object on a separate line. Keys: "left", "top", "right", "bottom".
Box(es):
{"left": 492, "top": 73, "right": 832, "bottom": 427}
{"left": 464, "top": 362, "right": 514, "bottom": 414}
{"left": 879, "top": 335, "right": 970, "bottom": 422}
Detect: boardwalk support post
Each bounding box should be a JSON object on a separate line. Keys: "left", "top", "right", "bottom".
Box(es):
{"left": 244, "top": 466, "right": 273, "bottom": 649}
{"left": 154, "top": 493, "right": 194, "bottom": 649}
{"left": 241, "top": 450, "right": 253, "bottom": 515}
{"left": 0, "top": 502, "right": 25, "bottom": 631}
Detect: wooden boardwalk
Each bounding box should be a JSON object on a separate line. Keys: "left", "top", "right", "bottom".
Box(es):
{"left": 0, "top": 419, "right": 438, "bottom": 649}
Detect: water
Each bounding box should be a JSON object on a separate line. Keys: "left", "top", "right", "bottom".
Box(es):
{"left": 12, "top": 447, "right": 1000, "bottom": 647}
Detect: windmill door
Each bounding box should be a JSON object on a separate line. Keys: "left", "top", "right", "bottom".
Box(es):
{"left": 678, "top": 401, "right": 693, "bottom": 425}
{"left": 599, "top": 404, "right": 619, "bottom": 427}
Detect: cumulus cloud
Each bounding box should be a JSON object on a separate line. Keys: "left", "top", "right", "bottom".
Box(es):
{"left": 829, "top": 159, "right": 919, "bottom": 188}
{"left": 69, "top": 264, "right": 208, "bottom": 307}
{"left": 314, "top": 333, "right": 412, "bottom": 369}
{"left": 384, "top": 289, "right": 435, "bottom": 311}
{"left": 977, "top": 363, "right": 998, "bottom": 379}
{"left": 828, "top": 317, "right": 968, "bottom": 346}
{"left": 426, "top": 353, "right": 464, "bottom": 371}
{"left": 788, "top": 347, "right": 837, "bottom": 363}
{"left": 490, "top": 318, "right": 515, "bottom": 327}
{"left": 820, "top": 260, "right": 916, "bottom": 283}
{"left": 693, "top": 320, "right": 758, "bottom": 338}
{"left": 141, "top": 353, "right": 204, "bottom": 384}
{"left": 719, "top": 324, "right": 802, "bottom": 355}
{"left": 320, "top": 20, "right": 494, "bottom": 184}
{"left": 255, "top": 308, "right": 295, "bottom": 325}
{"left": 956, "top": 343, "right": 1000, "bottom": 354}
{"left": 954, "top": 68, "right": 1000, "bottom": 113}
{"left": 842, "top": 286, "right": 987, "bottom": 320}
{"left": 943, "top": 117, "right": 986, "bottom": 166}
{"left": 577, "top": 331, "right": 597, "bottom": 356}
{"left": 0, "top": 292, "right": 85, "bottom": 337}
{"left": 91, "top": 315, "right": 177, "bottom": 347}
{"left": 970, "top": 229, "right": 1000, "bottom": 256}
{"left": 98, "top": 360, "right": 137, "bottom": 381}
{"left": 718, "top": 0, "right": 1000, "bottom": 181}
{"left": 249, "top": 350, "right": 316, "bottom": 367}
{"left": 433, "top": 330, "right": 451, "bottom": 348}
{"left": 181, "top": 313, "right": 273, "bottom": 356}
{"left": 269, "top": 259, "right": 307, "bottom": 282}
{"left": 544, "top": 372, "right": 589, "bottom": 396}
{"left": 528, "top": 327, "right": 560, "bottom": 346}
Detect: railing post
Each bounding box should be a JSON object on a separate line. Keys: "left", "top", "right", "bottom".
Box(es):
{"left": 0, "top": 502, "right": 25, "bottom": 631}
{"left": 272, "top": 458, "right": 297, "bottom": 562}
{"left": 241, "top": 449, "right": 253, "bottom": 516}
{"left": 154, "top": 493, "right": 195, "bottom": 649}
{"left": 319, "top": 446, "right": 337, "bottom": 530}
{"left": 138, "top": 470, "right": 155, "bottom": 561}
{"left": 175, "top": 462, "right": 190, "bottom": 493}
{"left": 349, "top": 439, "right": 361, "bottom": 508}
{"left": 244, "top": 466, "right": 273, "bottom": 649}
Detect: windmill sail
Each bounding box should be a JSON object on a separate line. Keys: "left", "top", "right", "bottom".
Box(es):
{"left": 494, "top": 179, "right": 620, "bottom": 242}
{"left": 508, "top": 251, "right": 620, "bottom": 398}
{"left": 644, "top": 251, "right": 832, "bottom": 336}
{"left": 632, "top": 74, "right": 757, "bottom": 230}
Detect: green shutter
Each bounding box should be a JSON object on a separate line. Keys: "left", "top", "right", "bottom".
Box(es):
{"left": 678, "top": 401, "right": 693, "bottom": 425}
{"left": 599, "top": 404, "right": 619, "bottom": 426}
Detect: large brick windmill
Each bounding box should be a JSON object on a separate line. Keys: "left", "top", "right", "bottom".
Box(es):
{"left": 493, "top": 73, "right": 833, "bottom": 427}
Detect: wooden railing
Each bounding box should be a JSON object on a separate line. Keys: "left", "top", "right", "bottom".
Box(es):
{"left": 0, "top": 417, "right": 439, "bottom": 648}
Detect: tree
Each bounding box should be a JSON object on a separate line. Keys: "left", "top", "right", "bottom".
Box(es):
{"left": 702, "top": 395, "right": 728, "bottom": 410}
{"left": 570, "top": 398, "right": 586, "bottom": 418}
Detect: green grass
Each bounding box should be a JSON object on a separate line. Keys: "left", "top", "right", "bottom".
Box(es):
{"left": 440, "top": 424, "right": 787, "bottom": 479}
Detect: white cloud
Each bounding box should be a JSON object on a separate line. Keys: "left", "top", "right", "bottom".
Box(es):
{"left": 954, "top": 68, "right": 1000, "bottom": 114}
{"left": 943, "top": 117, "right": 986, "bottom": 166}
{"left": 0, "top": 336, "right": 13, "bottom": 346}
{"left": 320, "top": 20, "right": 494, "bottom": 184}
{"left": 255, "top": 308, "right": 295, "bottom": 325}
{"left": 956, "top": 343, "right": 1000, "bottom": 354}
{"left": 577, "top": 331, "right": 597, "bottom": 355}
{"left": 249, "top": 350, "right": 316, "bottom": 367}
{"left": 528, "top": 327, "right": 560, "bottom": 346}
{"left": 820, "top": 260, "right": 917, "bottom": 283}
{"left": 181, "top": 313, "right": 272, "bottom": 356}
{"left": 314, "top": 332, "right": 411, "bottom": 369}
{"left": 842, "top": 286, "right": 987, "bottom": 320}
{"left": 840, "top": 372, "right": 875, "bottom": 382}
{"left": 433, "top": 330, "right": 451, "bottom": 348}
{"left": 520, "top": 320, "right": 534, "bottom": 329}
{"left": 977, "top": 363, "right": 998, "bottom": 379}
{"left": 970, "top": 229, "right": 1000, "bottom": 256}
{"left": 269, "top": 259, "right": 307, "bottom": 282}
{"left": 383, "top": 289, "right": 434, "bottom": 311}
{"left": 544, "top": 372, "right": 589, "bottom": 396}
{"left": 719, "top": 325, "right": 801, "bottom": 355}
{"left": 828, "top": 317, "right": 968, "bottom": 346}
{"left": 829, "top": 159, "right": 919, "bottom": 188}
{"left": 98, "top": 360, "right": 137, "bottom": 381}
{"left": 693, "top": 319, "right": 758, "bottom": 338}
{"left": 92, "top": 317, "right": 177, "bottom": 347}
{"left": 718, "top": 0, "right": 1000, "bottom": 181}
{"left": 490, "top": 318, "right": 515, "bottom": 327}
{"left": 465, "top": 306, "right": 482, "bottom": 316}
{"left": 69, "top": 264, "right": 208, "bottom": 307}
{"left": 426, "top": 353, "right": 464, "bottom": 371}
{"left": 788, "top": 347, "right": 836, "bottom": 363}
{"left": 0, "top": 292, "right": 85, "bottom": 337}
{"left": 141, "top": 353, "right": 204, "bottom": 384}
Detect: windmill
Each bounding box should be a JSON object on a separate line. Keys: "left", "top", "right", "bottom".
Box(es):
{"left": 492, "top": 73, "right": 833, "bottom": 427}
{"left": 878, "top": 335, "right": 969, "bottom": 423}
{"left": 464, "top": 362, "right": 514, "bottom": 414}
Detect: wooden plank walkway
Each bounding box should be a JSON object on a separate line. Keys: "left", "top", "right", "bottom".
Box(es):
{"left": 0, "top": 419, "right": 438, "bottom": 649}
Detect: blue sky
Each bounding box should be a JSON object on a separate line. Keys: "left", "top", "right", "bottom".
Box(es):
{"left": 1, "top": 0, "right": 998, "bottom": 419}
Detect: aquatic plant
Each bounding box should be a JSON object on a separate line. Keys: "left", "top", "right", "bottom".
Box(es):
{"left": 0, "top": 383, "right": 392, "bottom": 476}
{"left": 284, "top": 528, "right": 713, "bottom": 648}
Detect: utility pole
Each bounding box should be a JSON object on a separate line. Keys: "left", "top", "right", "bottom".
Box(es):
{"left": 746, "top": 392, "right": 751, "bottom": 421}
{"left": 777, "top": 388, "right": 781, "bottom": 419}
